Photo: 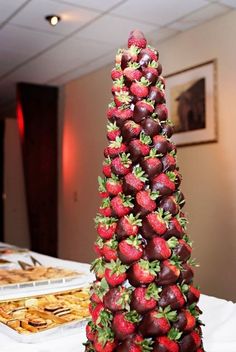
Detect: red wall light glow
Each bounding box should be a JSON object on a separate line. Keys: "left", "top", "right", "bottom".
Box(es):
{"left": 16, "top": 101, "right": 25, "bottom": 141}
{"left": 62, "top": 119, "right": 77, "bottom": 188}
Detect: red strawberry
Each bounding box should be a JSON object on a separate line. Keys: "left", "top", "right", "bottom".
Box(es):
{"left": 187, "top": 285, "right": 200, "bottom": 304}
{"left": 104, "top": 259, "right": 127, "bottom": 287}
{"left": 116, "top": 213, "right": 142, "bottom": 240}
{"left": 153, "top": 135, "right": 169, "bottom": 155}
{"left": 114, "top": 90, "right": 132, "bottom": 107}
{"left": 118, "top": 236, "right": 143, "bottom": 264}
{"left": 143, "top": 61, "right": 159, "bottom": 84}
{"left": 164, "top": 215, "right": 187, "bottom": 239}
{"left": 155, "top": 103, "right": 168, "bottom": 121}
{"left": 159, "top": 285, "right": 185, "bottom": 310}
{"left": 134, "top": 190, "right": 158, "bottom": 216}
{"left": 173, "top": 237, "right": 192, "bottom": 262}
{"left": 157, "top": 258, "right": 181, "bottom": 285}
{"left": 152, "top": 172, "right": 176, "bottom": 196}
{"left": 128, "top": 30, "right": 147, "bottom": 49}
{"left": 139, "top": 306, "right": 177, "bottom": 337}
{"left": 105, "top": 137, "right": 127, "bottom": 158}
{"left": 123, "top": 165, "right": 147, "bottom": 195}
{"left": 103, "top": 238, "right": 118, "bottom": 261}
{"left": 179, "top": 263, "right": 194, "bottom": 284}
{"left": 107, "top": 121, "right": 121, "bottom": 141}
{"left": 116, "top": 334, "right": 151, "bottom": 352}
{"left": 107, "top": 102, "right": 117, "bottom": 120}
{"left": 122, "top": 120, "right": 141, "bottom": 141}
{"left": 130, "top": 77, "right": 150, "bottom": 98}
{"left": 146, "top": 209, "right": 171, "bottom": 236}
{"left": 179, "top": 331, "right": 201, "bottom": 352}
{"left": 91, "top": 257, "right": 106, "bottom": 280}
{"left": 153, "top": 334, "right": 180, "bottom": 352}
{"left": 112, "top": 310, "right": 141, "bottom": 340}
{"left": 103, "top": 286, "right": 131, "bottom": 312}
{"left": 127, "top": 259, "right": 160, "bottom": 286}
{"left": 94, "top": 327, "right": 117, "bottom": 352}
{"left": 98, "top": 176, "right": 109, "bottom": 198}
{"left": 111, "top": 194, "right": 133, "bottom": 217}
{"left": 111, "top": 153, "right": 132, "bottom": 176}
{"left": 128, "top": 45, "right": 141, "bottom": 61}
{"left": 99, "top": 198, "right": 112, "bottom": 217}
{"left": 95, "top": 215, "right": 117, "bottom": 240}
{"left": 94, "top": 237, "right": 104, "bottom": 257}
{"left": 86, "top": 321, "right": 96, "bottom": 341}
{"left": 133, "top": 99, "right": 154, "bottom": 122}
{"left": 141, "top": 117, "right": 161, "bottom": 137}
{"left": 103, "top": 157, "right": 112, "bottom": 177}
{"left": 91, "top": 278, "right": 109, "bottom": 304}
{"left": 124, "top": 62, "right": 142, "bottom": 82}
{"left": 129, "top": 132, "right": 152, "bottom": 162}
{"left": 173, "top": 309, "right": 196, "bottom": 332}
{"left": 148, "top": 85, "right": 165, "bottom": 104}
{"left": 113, "top": 106, "right": 133, "bottom": 126}
{"left": 140, "top": 149, "right": 162, "bottom": 179}
{"left": 106, "top": 174, "right": 123, "bottom": 196}
{"left": 111, "top": 77, "right": 128, "bottom": 95}
{"left": 145, "top": 237, "right": 171, "bottom": 261}
{"left": 111, "top": 64, "right": 123, "bottom": 80}
{"left": 161, "top": 152, "right": 176, "bottom": 172}
{"left": 159, "top": 195, "right": 179, "bottom": 215}
{"left": 91, "top": 302, "right": 105, "bottom": 324}
{"left": 130, "top": 283, "right": 160, "bottom": 314}
{"left": 116, "top": 48, "right": 124, "bottom": 64}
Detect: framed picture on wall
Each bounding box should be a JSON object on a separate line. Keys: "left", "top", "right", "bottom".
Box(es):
{"left": 165, "top": 60, "right": 217, "bottom": 147}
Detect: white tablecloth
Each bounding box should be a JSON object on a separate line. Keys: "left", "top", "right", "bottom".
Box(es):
{"left": 0, "top": 247, "right": 236, "bottom": 351}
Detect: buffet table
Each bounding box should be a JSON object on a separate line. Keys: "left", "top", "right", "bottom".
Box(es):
{"left": 0, "top": 245, "right": 236, "bottom": 352}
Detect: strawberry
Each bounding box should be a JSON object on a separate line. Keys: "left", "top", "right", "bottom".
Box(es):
{"left": 86, "top": 321, "right": 97, "bottom": 341}
{"left": 179, "top": 263, "right": 194, "bottom": 284}
{"left": 127, "top": 259, "right": 160, "bottom": 286}
{"left": 111, "top": 153, "right": 132, "bottom": 176}
{"left": 128, "top": 45, "right": 141, "bottom": 62}
{"left": 139, "top": 306, "right": 177, "bottom": 337}
{"left": 152, "top": 172, "right": 176, "bottom": 196}
{"left": 146, "top": 209, "right": 171, "bottom": 236}
{"left": 114, "top": 90, "right": 132, "bottom": 107}
{"left": 138, "top": 46, "right": 158, "bottom": 67}
{"left": 107, "top": 102, "right": 117, "bottom": 120}
{"left": 103, "top": 286, "right": 131, "bottom": 312}
{"left": 122, "top": 120, "right": 141, "bottom": 141}
{"left": 103, "top": 238, "right": 118, "bottom": 261}
{"left": 153, "top": 135, "right": 169, "bottom": 155}
{"left": 145, "top": 237, "right": 172, "bottom": 261}
{"left": 161, "top": 121, "right": 174, "bottom": 138}
{"left": 172, "top": 237, "right": 192, "bottom": 262}
{"left": 128, "top": 30, "right": 147, "bottom": 49}
{"left": 106, "top": 174, "right": 123, "bottom": 196}
{"left": 116, "top": 213, "right": 142, "bottom": 240}
{"left": 179, "top": 331, "right": 201, "bottom": 352}
{"left": 130, "top": 282, "right": 160, "bottom": 314}
{"left": 111, "top": 77, "right": 128, "bottom": 95}
{"left": 90, "top": 302, "right": 105, "bottom": 324}
{"left": 103, "top": 157, "right": 112, "bottom": 177}
{"left": 186, "top": 285, "right": 200, "bottom": 304}
{"left": 118, "top": 236, "right": 143, "bottom": 264}
{"left": 153, "top": 331, "right": 181, "bottom": 352}
{"left": 112, "top": 310, "right": 141, "bottom": 340}
{"left": 99, "top": 198, "right": 112, "bottom": 217}
{"left": 155, "top": 103, "right": 168, "bottom": 121}
{"left": 134, "top": 190, "right": 159, "bottom": 216}
{"left": 159, "top": 285, "right": 185, "bottom": 310}
{"left": 141, "top": 116, "right": 161, "bottom": 137}
{"left": 95, "top": 215, "right": 117, "bottom": 240}
{"left": 113, "top": 106, "right": 133, "bottom": 126}
{"left": 140, "top": 149, "right": 162, "bottom": 179}
{"left": 111, "top": 64, "right": 123, "bottom": 80}
{"left": 164, "top": 215, "right": 187, "bottom": 239}
{"left": 123, "top": 165, "right": 147, "bottom": 195}
{"left": 129, "top": 132, "right": 152, "bottom": 162}
{"left": 130, "top": 77, "right": 150, "bottom": 98}
{"left": 84, "top": 341, "right": 95, "bottom": 351}
{"left": 94, "top": 237, "right": 104, "bottom": 257}
{"left": 91, "top": 278, "right": 109, "bottom": 304}
{"left": 159, "top": 195, "right": 179, "bottom": 215}
{"left": 104, "top": 259, "right": 127, "bottom": 287}
{"left": 91, "top": 257, "right": 106, "bottom": 280}
{"left": 107, "top": 121, "right": 121, "bottom": 141}
{"left": 133, "top": 99, "right": 154, "bottom": 123}
{"left": 148, "top": 85, "right": 165, "bottom": 104}
{"left": 173, "top": 309, "right": 196, "bottom": 332}
{"left": 173, "top": 169, "right": 182, "bottom": 188}
{"left": 116, "top": 48, "right": 124, "bottom": 64}
{"left": 157, "top": 258, "right": 181, "bottom": 285}
{"left": 143, "top": 61, "right": 159, "bottom": 84}
{"left": 98, "top": 176, "right": 109, "bottom": 198}
{"left": 111, "top": 194, "right": 133, "bottom": 217}
{"left": 116, "top": 334, "right": 152, "bottom": 352}
{"left": 161, "top": 152, "right": 176, "bottom": 172}
{"left": 124, "top": 62, "right": 142, "bottom": 82}
{"left": 105, "top": 137, "right": 127, "bottom": 158}
{"left": 174, "top": 190, "right": 186, "bottom": 209}
{"left": 94, "top": 327, "right": 117, "bottom": 352}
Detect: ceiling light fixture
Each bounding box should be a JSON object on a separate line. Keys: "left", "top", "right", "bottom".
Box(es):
{"left": 45, "top": 15, "right": 61, "bottom": 26}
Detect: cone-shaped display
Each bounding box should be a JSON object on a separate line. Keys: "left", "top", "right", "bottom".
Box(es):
{"left": 84, "top": 30, "right": 204, "bottom": 352}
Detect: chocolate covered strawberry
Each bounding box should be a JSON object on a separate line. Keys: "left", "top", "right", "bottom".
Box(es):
{"left": 152, "top": 172, "right": 176, "bottom": 196}
{"left": 105, "top": 136, "right": 127, "bottom": 158}
{"left": 179, "top": 263, "right": 194, "bottom": 284}
{"left": 103, "top": 286, "right": 131, "bottom": 312}
{"left": 133, "top": 99, "right": 154, "bottom": 123}
{"left": 116, "top": 213, "right": 142, "bottom": 240}
{"left": 123, "top": 165, "right": 147, "bottom": 195}
{"left": 161, "top": 152, "right": 176, "bottom": 172}
{"left": 116, "top": 334, "right": 153, "bottom": 352}
{"left": 129, "top": 132, "right": 152, "bottom": 162}
{"left": 103, "top": 238, "right": 118, "bottom": 261}
{"left": 95, "top": 215, "right": 117, "bottom": 240}
{"left": 112, "top": 310, "right": 141, "bottom": 340}
{"left": 164, "top": 215, "right": 187, "bottom": 240}
{"left": 179, "top": 331, "right": 201, "bottom": 352}
{"left": 159, "top": 195, "right": 179, "bottom": 215}
{"left": 138, "top": 46, "right": 158, "bottom": 67}
{"left": 155, "top": 103, "right": 168, "bottom": 122}
{"left": 172, "top": 237, "right": 192, "bottom": 262}
{"left": 145, "top": 237, "right": 171, "bottom": 261}
{"left": 143, "top": 61, "right": 159, "bottom": 84}
{"left": 131, "top": 283, "right": 160, "bottom": 314}
{"left": 140, "top": 149, "right": 162, "bottom": 179}
{"left": 111, "top": 153, "right": 132, "bottom": 176}
{"left": 159, "top": 285, "right": 185, "bottom": 310}
{"left": 134, "top": 189, "right": 159, "bottom": 216}
{"left": 153, "top": 329, "right": 181, "bottom": 352}
{"left": 105, "top": 259, "right": 127, "bottom": 287}
{"left": 161, "top": 121, "right": 174, "bottom": 138}
{"left": 157, "top": 258, "right": 181, "bottom": 285}
{"left": 145, "top": 209, "right": 171, "bottom": 236}
{"left": 124, "top": 62, "right": 142, "bottom": 82}
{"left": 147, "top": 85, "right": 165, "bottom": 104}
{"left": 107, "top": 121, "right": 121, "bottom": 141}
{"left": 153, "top": 135, "right": 169, "bottom": 155}
{"left": 141, "top": 116, "right": 160, "bottom": 137}
{"left": 122, "top": 120, "right": 142, "bottom": 141}
{"left": 106, "top": 174, "right": 123, "bottom": 196}
{"left": 118, "top": 236, "right": 143, "bottom": 264}
{"left": 173, "top": 309, "right": 196, "bottom": 332}
{"left": 186, "top": 285, "right": 200, "bottom": 304}
{"left": 111, "top": 193, "right": 133, "bottom": 217}
{"left": 113, "top": 106, "right": 133, "bottom": 126}
{"left": 130, "top": 77, "right": 150, "bottom": 98}
{"left": 127, "top": 259, "right": 160, "bottom": 286}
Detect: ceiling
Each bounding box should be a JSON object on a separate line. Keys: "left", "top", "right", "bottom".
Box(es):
{"left": 0, "top": 0, "right": 235, "bottom": 116}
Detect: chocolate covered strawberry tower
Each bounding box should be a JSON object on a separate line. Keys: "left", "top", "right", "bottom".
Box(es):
{"left": 85, "top": 30, "right": 204, "bottom": 352}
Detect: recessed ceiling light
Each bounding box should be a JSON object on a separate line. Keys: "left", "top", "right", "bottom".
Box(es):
{"left": 45, "top": 15, "right": 61, "bottom": 26}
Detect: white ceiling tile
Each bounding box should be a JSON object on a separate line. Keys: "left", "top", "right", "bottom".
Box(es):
{"left": 74, "top": 14, "right": 157, "bottom": 45}
{"left": 0, "top": 24, "right": 60, "bottom": 57}
{"left": 0, "top": 48, "right": 30, "bottom": 76}
{"left": 10, "top": 0, "right": 100, "bottom": 36}
{"left": 111, "top": 0, "right": 208, "bottom": 26}
{"left": 147, "top": 27, "right": 179, "bottom": 45}
{"left": 53, "top": 0, "right": 124, "bottom": 12}
{"left": 217, "top": 0, "right": 236, "bottom": 8}
{"left": 0, "top": 0, "right": 27, "bottom": 24}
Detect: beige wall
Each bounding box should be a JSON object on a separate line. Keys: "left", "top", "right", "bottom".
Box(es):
{"left": 4, "top": 118, "right": 29, "bottom": 248}
{"left": 59, "top": 11, "right": 236, "bottom": 301}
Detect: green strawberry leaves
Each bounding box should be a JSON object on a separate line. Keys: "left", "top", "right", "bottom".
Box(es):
{"left": 156, "top": 305, "right": 177, "bottom": 322}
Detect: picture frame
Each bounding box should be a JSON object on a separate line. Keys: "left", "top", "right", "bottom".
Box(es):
{"left": 165, "top": 60, "right": 217, "bottom": 147}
